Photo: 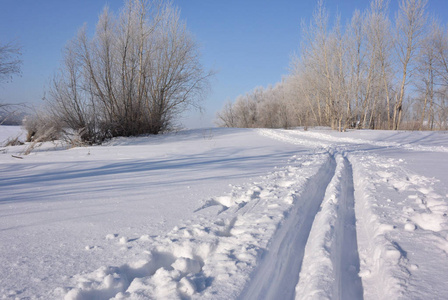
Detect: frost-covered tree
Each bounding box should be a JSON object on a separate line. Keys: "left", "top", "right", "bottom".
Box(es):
{"left": 393, "top": 0, "right": 428, "bottom": 130}
{"left": 217, "top": 0, "right": 448, "bottom": 131}
{"left": 48, "top": 0, "right": 211, "bottom": 143}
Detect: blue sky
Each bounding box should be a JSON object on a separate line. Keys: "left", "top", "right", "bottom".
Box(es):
{"left": 1, "top": 0, "right": 447, "bottom": 127}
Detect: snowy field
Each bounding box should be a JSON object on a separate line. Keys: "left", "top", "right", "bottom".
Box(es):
{"left": 1, "top": 125, "right": 448, "bottom": 299}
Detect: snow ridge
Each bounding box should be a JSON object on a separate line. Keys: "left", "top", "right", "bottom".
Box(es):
{"left": 350, "top": 154, "right": 412, "bottom": 299}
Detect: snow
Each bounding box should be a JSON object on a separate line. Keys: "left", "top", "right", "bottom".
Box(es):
{"left": 1, "top": 125, "right": 448, "bottom": 299}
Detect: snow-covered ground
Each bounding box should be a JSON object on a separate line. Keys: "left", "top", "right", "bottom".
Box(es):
{"left": 1, "top": 126, "right": 447, "bottom": 299}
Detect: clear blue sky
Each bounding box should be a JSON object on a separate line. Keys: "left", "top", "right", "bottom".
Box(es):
{"left": 1, "top": 0, "right": 447, "bottom": 127}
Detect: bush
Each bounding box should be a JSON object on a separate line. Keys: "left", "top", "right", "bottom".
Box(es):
{"left": 46, "top": 0, "right": 210, "bottom": 144}
{"left": 23, "top": 111, "right": 62, "bottom": 143}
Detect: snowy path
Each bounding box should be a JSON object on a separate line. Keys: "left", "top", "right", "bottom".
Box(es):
{"left": 294, "top": 154, "right": 363, "bottom": 300}
{"left": 258, "top": 129, "right": 448, "bottom": 300}
{"left": 239, "top": 154, "right": 336, "bottom": 300}
{"left": 257, "top": 129, "right": 448, "bottom": 300}
{"left": 240, "top": 153, "right": 364, "bottom": 300}
{"left": 333, "top": 157, "right": 363, "bottom": 300}
{"left": 1, "top": 127, "right": 448, "bottom": 299}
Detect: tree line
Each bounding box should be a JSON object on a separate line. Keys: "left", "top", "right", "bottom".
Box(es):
{"left": 217, "top": 0, "right": 448, "bottom": 131}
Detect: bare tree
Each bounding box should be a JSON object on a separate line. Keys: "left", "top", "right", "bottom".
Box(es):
{"left": 47, "top": 0, "right": 211, "bottom": 143}
{"left": 294, "top": 0, "right": 335, "bottom": 128}
{"left": 0, "top": 41, "right": 23, "bottom": 124}
{"left": 434, "top": 23, "right": 448, "bottom": 87}
{"left": 345, "top": 9, "right": 365, "bottom": 128}
{"left": 431, "top": 23, "right": 448, "bottom": 129}
{"left": 393, "top": 0, "right": 428, "bottom": 130}
{"left": 0, "top": 41, "right": 22, "bottom": 84}
{"left": 215, "top": 101, "right": 237, "bottom": 127}
{"left": 415, "top": 20, "right": 441, "bottom": 130}
{"left": 362, "top": 0, "right": 395, "bottom": 129}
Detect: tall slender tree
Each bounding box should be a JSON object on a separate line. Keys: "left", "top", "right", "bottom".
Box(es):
{"left": 393, "top": 0, "right": 428, "bottom": 129}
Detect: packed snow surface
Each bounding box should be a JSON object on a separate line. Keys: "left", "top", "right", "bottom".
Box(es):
{"left": 1, "top": 126, "right": 448, "bottom": 299}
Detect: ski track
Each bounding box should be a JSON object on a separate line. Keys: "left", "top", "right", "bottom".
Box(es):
{"left": 293, "top": 154, "right": 363, "bottom": 300}
{"left": 262, "top": 129, "right": 448, "bottom": 300}
{"left": 50, "top": 128, "right": 448, "bottom": 299}
{"left": 239, "top": 153, "right": 336, "bottom": 300}
{"left": 335, "top": 157, "right": 363, "bottom": 300}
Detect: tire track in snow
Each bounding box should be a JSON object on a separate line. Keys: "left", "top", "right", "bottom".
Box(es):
{"left": 239, "top": 153, "right": 336, "bottom": 300}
